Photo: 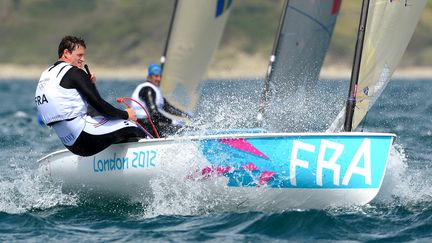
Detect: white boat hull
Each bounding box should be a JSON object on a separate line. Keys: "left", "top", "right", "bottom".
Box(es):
{"left": 39, "top": 132, "right": 395, "bottom": 210}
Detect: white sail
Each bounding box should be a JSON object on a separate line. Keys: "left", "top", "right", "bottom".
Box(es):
{"left": 160, "top": 0, "right": 232, "bottom": 112}
{"left": 263, "top": 0, "right": 341, "bottom": 132}
{"left": 328, "top": 0, "right": 427, "bottom": 132}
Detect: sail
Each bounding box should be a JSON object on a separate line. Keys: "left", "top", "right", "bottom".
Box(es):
{"left": 160, "top": 0, "right": 232, "bottom": 112}
{"left": 261, "top": 0, "right": 341, "bottom": 132}
{"left": 328, "top": 0, "right": 427, "bottom": 132}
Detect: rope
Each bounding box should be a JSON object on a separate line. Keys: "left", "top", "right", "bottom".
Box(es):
{"left": 116, "top": 97, "right": 161, "bottom": 138}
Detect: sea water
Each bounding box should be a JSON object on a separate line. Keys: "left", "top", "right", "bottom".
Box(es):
{"left": 0, "top": 79, "right": 431, "bottom": 242}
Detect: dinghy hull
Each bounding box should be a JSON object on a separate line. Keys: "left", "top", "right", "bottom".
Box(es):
{"left": 39, "top": 132, "right": 395, "bottom": 209}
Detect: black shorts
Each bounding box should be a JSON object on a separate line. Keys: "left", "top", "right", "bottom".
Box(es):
{"left": 65, "top": 126, "right": 146, "bottom": 156}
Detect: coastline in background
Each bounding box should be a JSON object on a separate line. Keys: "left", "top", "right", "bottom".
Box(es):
{"left": 1, "top": 63, "right": 431, "bottom": 81}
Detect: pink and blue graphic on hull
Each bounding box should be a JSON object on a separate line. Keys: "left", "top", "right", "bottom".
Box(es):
{"left": 199, "top": 134, "right": 394, "bottom": 189}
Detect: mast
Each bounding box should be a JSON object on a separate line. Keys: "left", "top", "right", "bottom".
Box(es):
{"left": 256, "top": 0, "right": 290, "bottom": 127}
{"left": 160, "top": 0, "right": 179, "bottom": 73}
{"left": 344, "top": 0, "right": 370, "bottom": 132}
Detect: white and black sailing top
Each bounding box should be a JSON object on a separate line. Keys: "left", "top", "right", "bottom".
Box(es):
{"left": 35, "top": 62, "right": 86, "bottom": 124}
{"left": 131, "top": 80, "right": 187, "bottom": 124}
{"left": 34, "top": 61, "right": 129, "bottom": 145}
{"left": 131, "top": 82, "right": 164, "bottom": 119}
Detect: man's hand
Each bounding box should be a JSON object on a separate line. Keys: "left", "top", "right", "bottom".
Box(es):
{"left": 84, "top": 64, "right": 96, "bottom": 84}
{"left": 126, "top": 108, "right": 137, "bottom": 122}
{"left": 90, "top": 73, "right": 96, "bottom": 84}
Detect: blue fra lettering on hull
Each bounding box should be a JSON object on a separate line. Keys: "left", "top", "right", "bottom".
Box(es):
{"left": 290, "top": 139, "right": 372, "bottom": 187}
{"left": 200, "top": 136, "right": 392, "bottom": 189}
{"left": 93, "top": 150, "right": 157, "bottom": 173}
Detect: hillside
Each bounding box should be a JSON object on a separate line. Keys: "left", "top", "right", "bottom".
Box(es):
{"left": 0, "top": 0, "right": 431, "bottom": 78}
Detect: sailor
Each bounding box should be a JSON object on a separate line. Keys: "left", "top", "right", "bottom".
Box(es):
{"left": 131, "top": 63, "right": 193, "bottom": 137}
{"left": 35, "top": 35, "right": 146, "bottom": 156}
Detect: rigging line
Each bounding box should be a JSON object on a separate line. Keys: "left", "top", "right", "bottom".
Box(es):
{"left": 160, "top": 0, "right": 178, "bottom": 71}
{"left": 344, "top": 0, "right": 370, "bottom": 132}
{"left": 288, "top": 5, "right": 334, "bottom": 38}
{"left": 355, "top": 102, "right": 369, "bottom": 132}
{"left": 256, "top": 0, "right": 290, "bottom": 127}
{"left": 117, "top": 97, "right": 160, "bottom": 139}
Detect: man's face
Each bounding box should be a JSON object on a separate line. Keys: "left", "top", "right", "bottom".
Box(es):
{"left": 64, "top": 45, "right": 85, "bottom": 68}
{"left": 149, "top": 75, "right": 161, "bottom": 86}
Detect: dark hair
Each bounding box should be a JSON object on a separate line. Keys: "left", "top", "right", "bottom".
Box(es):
{"left": 58, "top": 36, "right": 86, "bottom": 58}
